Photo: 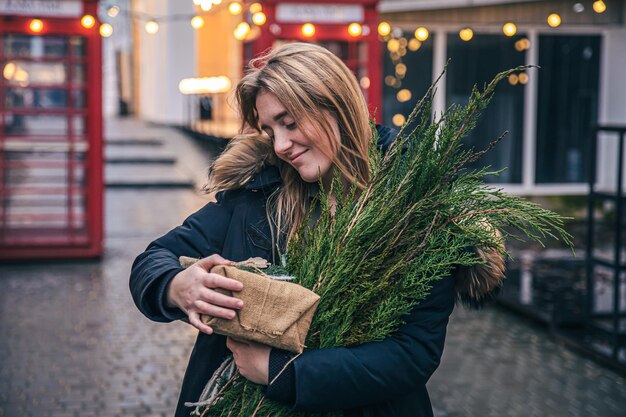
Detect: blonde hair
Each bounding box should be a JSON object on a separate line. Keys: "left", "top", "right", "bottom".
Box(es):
{"left": 208, "top": 42, "right": 372, "bottom": 248}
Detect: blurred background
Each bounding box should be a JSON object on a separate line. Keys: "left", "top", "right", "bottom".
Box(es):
{"left": 1, "top": 1, "right": 626, "bottom": 416}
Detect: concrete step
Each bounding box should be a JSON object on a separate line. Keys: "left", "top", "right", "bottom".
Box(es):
{"left": 105, "top": 164, "right": 194, "bottom": 189}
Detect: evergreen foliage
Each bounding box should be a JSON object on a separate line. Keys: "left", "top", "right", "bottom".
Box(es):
{"left": 190, "top": 67, "right": 572, "bottom": 417}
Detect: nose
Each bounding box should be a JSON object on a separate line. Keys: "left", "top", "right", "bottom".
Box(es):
{"left": 272, "top": 129, "right": 293, "bottom": 157}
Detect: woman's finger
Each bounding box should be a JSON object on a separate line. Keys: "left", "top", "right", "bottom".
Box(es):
{"left": 204, "top": 273, "right": 244, "bottom": 292}
{"left": 188, "top": 311, "right": 214, "bottom": 335}
{"left": 194, "top": 300, "right": 238, "bottom": 320}
{"left": 199, "top": 288, "right": 244, "bottom": 310}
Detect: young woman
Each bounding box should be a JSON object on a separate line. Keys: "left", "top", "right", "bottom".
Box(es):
{"left": 130, "top": 42, "right": 502, "bottom": 417}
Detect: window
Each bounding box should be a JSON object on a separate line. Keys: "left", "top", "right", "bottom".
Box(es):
{"left": 535, "top": 35, "right": 601, "bottom": 183}
{"left": 446, "top": 34, "right": 526, "bottom": 184}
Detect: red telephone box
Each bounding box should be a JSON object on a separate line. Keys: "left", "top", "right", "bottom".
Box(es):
{"left": 0, "top": 0, "right": 103, "bottom": 260}
{"left": 247, "top": 0, "right": 382, "bottom": 122}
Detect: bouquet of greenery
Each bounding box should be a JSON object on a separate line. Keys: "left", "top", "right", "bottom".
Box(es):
{"left": 188, "top": 68, "right": 572, "bottom": 417}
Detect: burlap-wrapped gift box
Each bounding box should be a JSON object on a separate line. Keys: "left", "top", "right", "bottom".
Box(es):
{"left": 179, "top": 257, "right": 320, "bottom": 354}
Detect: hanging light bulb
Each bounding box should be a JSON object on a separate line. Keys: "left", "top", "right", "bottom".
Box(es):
{"left": 107, "top": 6, "right": 120, "bottom": 18}
{"left": 81, "top": 15, "right": 96, "bottom": 29}
{"left": 378, "top": 21, "right": 391, "bottom": 37}
{"left": 593, "top": 1, "right": 607, "bottom": 13}
{"left": 547, "top": 13, "right": 561, "bottom": 28}
{"left": 348, "top": 23, "right": 362, "bottom": 37}
{"left": 228, "top": 2, "right": 242, "bottom": 15}
{"left": 29, "top": 19, "right": 44, "bottom": 33}
{"left": 191, "top": 16, "right": 204, "bottom": 29}
{"left": 414, "top": 27, "right": 429, "bottom": 41}
{"left": 234, "top": 22, "right": 251, "bottom": 40}
{"left": 502, "top": 22, "right": 517, "bottom": 37}
{"left": 252, "top": 12, "right": 267, "bottom": 26}
{"left": 200, "top": 0, "right": 212, "bottom": 11}
{"left": 387, "top": 38, "right": 400, "bottom": 52}
{"left": 408, "top": 38, "right": 421, "bottom": 51}
{"left": 145, "top": 21, "right": 159, "bottom": 34}
{"left": 301, "top": 23, "right": 315, "bottom": 37}
{"left": 99, "top": 23, "right": 113, "bottom": 37}
{"left": 459, "top": 28, "right": 473, "bottom": 41}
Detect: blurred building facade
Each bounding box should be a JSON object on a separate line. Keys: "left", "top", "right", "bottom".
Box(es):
{"left": 103, "top": 0, "right": 626, "bottom": 196}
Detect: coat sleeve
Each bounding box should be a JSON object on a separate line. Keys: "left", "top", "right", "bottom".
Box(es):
{"left": 265, "top": 275, "right": 456, "bottom": 411}
{"left": 129, "top": 191, "right": 236, "bottom": 323}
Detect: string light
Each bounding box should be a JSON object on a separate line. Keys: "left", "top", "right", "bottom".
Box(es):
{"left": 234, "top": 22, "right": 251, "bottom": 40}
{"left": 191, "top": 16, "right": 204, "bottom": 29}
{"left": 387, "top": 39, "right": 400, "bottom": 53}
{"left": 301, "top": 23, "right": 315, "bottom": 37}
{"left": 414, "top": 27, "right": 429, "bottom": 41}
{"left": 459, "top": 28, "right": 473, "bottom": 42}
{"left": 503, "top": 22, "right": 517, "bottom": 37}
{"left": 29, "top": 19, "right": 44, "bottom": 33}
{"left": 378, "top": 22, "right": 391, "bottom": 37}
{"left": 107, "top": 6, "right": 120, "bottom": 18}
{"left": 518, "top": 73, "right": 529, "bottom": 85}
{"left": 392, "top": 114, "right": 406, "bottom": 127}
{"left": 593, "top": 0, "right": 607, "bottom": 13}
{"left": 200, "top": 0, "right": 212, "bottom": 11}
{"left": 252, "top": 12, "right": 267, "bottom": 25}
{"left": 395, "top": 63, "right": 407, "bottom": 76}
{"left": 99, "top": 23, "right": 113, "bottom": 37}
{"left": 515, "top": 38, "right": 531, "bottom": 51}
{"left": 508, "top": 74, "right": 519, "bottom": 85}
{"left": 249, "top": 2, "right": 262, "bottom": 13}
{"left": 81, "top": 15, "right": 96, "bottom": 29}
{"left": 547, "top": 13, "right": 561, "bottom": 28}
{"left": 348, "top": 23, "right": 362, "bottom": 37}
{"left": 145, "top": 20, "right": 159, "bottom": 34}
{"left": 228, "top": 2, "right": 242, "bottom": 15}
{"left": 359, "top": 76, "right": 370, "bottom": 89}
{"left": 396, "top": 89, "right": 412, "bottom": 103}
{"left": 408, "top": 38, "right": 421, "bottom": 51}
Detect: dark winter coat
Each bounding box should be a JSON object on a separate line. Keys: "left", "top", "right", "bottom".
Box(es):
{"left": 129, "top": 126, "right": 504, "bottom": 417}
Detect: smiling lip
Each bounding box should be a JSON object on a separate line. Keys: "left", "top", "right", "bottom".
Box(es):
{"left": 289, "top": 150, "right": 307, "bottom": 163}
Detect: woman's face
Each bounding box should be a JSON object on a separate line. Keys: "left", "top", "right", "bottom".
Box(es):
{"left": 256, "top": 90, "right": 337, "bottom": 187}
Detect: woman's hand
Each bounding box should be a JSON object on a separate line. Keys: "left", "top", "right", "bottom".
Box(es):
{"left": 226, "top": 337, "right": 270, "bottom": 385}
{"left": 166, "top": 254, "right": 243, "bottom": 335}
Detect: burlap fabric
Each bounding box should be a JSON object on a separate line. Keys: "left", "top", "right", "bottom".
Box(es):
{"left": 179, "top": 257, "right": 320, "bottom": 353}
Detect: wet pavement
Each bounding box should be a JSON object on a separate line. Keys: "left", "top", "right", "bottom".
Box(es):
{"left": 1, "top": 118, "right": 626, "bottom": 417}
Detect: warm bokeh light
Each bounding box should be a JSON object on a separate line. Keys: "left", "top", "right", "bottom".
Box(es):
{"left": 414, "top": 27, "right": 429, "bottom": 41}
{"left": 392, "top": 114, "right": 406, "bottom": 127}
{"left": 360, "top": 76, "right": 370, "bottom": 89}
{"left": 228, "top": 2, "right": 242, "bottom": 15}
{"left": 518, "top": 73, "right": 529, "bottom": 85}
{"left": 395, "top": 63, "right": 407, "bottom": 76}
{"left": 301, "top": 23, "right": 315, "bottom": 37}
{"left": 249, "top": 2, "right": 262, "bottom": 13}
{"left": 593, "top": 0, "right": 607, "bottom": 13}
{"left": 503, "top": 22, "right": 517, "bottom": 37}
{"left": 212, "top": 0, "right": 223, "bottom": 5}
{"left": 396, "top": 89, "right": 412, "bottom": 103}
{"left": 387, "top": 38, "right": 400, "bottom": 52}
{"left": 81, "top": 15, "right": 96, "bottom": 29}
{"left": 508, "top": 74, "right": 519, "bottom": 85}
{"left": 234, "top": 22, "right": 251, "bottom": 40}
{"left": 547, "top": 13, "right": 562, "bottom": 28}
{"left": 191, "top": 16, "right": 204, "bottom": 29}
{"left": 459, "top": 28, "right": 473, "bottom": 42}
{"left": 384, "top": 75, "right": 396, "bottom": 87}
{"left": 145, "top": 21, "right": 159, "bottom": 34}
{"left": 378, "top": 21, "right": 391, "bottom": 37}
{"left": 179, "top": 76, "right": 232, "bottom": 94}
{"left": 200, "top": 0, "right": 212, "bottom": 11}
{"left": 29, "top": 19, "right": 44, "bottom": 33}
{"left": 515, "top": 38, "right": 531, "bottom": 51}
{"left": 348, "top": 23, "right": 362, "bottom": 37}
{"left": 107, "top": 6, "right": 120, "bottom": 18}
{"left": 252, "top": 12, "right": 267, "bottom": 26}
{"left": 408, "top": 38, "right": 422, "bottom": 51}
{"left": 99, "top": 23, "right": 113, "bottom": 37}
